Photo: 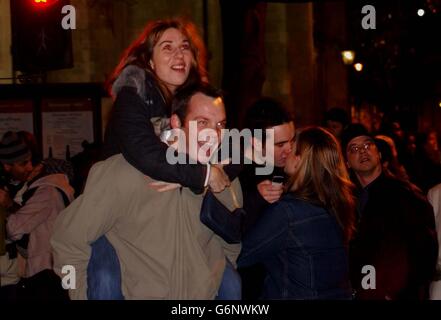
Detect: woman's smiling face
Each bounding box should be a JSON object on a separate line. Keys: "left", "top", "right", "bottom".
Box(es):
{"left": 150, "top": 28, "right": 194, "bottom": 93}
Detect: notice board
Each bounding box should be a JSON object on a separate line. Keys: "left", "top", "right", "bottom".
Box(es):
{"left": 41, "top": 98, "right": 95, "bottom": 159}
{"left": 0, "top": 100, "right": 34, "bottom": 139}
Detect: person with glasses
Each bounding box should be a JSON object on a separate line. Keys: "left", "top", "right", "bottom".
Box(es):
{"left": 341, "top": 124, "right": 438, "bottom": 300}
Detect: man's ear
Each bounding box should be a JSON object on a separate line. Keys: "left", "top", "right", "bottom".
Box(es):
{"left": 170, "top": 114, "right": 181, "bottom": 129}
{"left": 346, "top": 161, "right": 351, "bottom": 169}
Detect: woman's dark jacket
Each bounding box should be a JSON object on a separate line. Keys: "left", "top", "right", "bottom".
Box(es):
{"left": 238, "top": 194, "right": 352, "bottom": 300}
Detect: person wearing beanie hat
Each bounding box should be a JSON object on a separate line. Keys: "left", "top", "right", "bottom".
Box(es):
{"left": 342, "top": 124, "right": 438, "bottom": 300}
{"left": 0, "top": 132, "right": 33, "bottom": 183}
{"left": 0, "top": 132, "right": 32, "bottom": 164}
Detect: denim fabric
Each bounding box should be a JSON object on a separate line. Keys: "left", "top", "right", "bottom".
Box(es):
{"left": 87, "top": 235, "right": 124, "bottom": 300}
{"left": 238, "top": 194, "right": 352, "bottom": 300}
{"left": 216, "top": 259, "right": 242, "bottom": 300}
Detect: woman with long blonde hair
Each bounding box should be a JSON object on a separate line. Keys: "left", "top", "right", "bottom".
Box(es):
{"left": 238, "top": 126, "right": 355, "bottom": 299}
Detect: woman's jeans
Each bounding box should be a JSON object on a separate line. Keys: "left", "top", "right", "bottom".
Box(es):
{"left": 87, "top": 235, "right": 241, "bottom": 300}
{"left": 216, "top": 259, "right": 242, "bottom": 300}
{"left": 87, "top": 236, "right": 124, "bottom": 300}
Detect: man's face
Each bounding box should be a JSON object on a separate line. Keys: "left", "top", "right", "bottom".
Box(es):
{"left": 4, "top": 155, "right": 33, "bottom": 182}
{"left": 270, "top": 121, "right": 296, "bottom": 168}
{"left": 182, "top": 92, "right": 226, "bottom": 163}
{"left": 346, "top": 136, "right": 381, "bottom": 176}
{"left": 391, "top": 121, "right": 404, "bottom": 140}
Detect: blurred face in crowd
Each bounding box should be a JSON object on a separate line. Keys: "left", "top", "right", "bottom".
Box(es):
{"left": 426, "top": 131, "right": 439, "bottom": 152}
{"left": 346, "top": 136, "right": 382, "bottom": 178}
{"left": 326, "top": 120, "right": 344, "bottom": 139}
{"left": 150, "top": 28, "right": 194, "bottom": 93}
{"left": 4, "top": 155, "right": 34, "bottom": 182}
{"left": 269, "top": 121, "right": 296, "bottom": 168}
{"left": 391, "top": 121, "right": 405, "bottom": 140}
{"left": 407, "top": 134, "right": 417, "bottom": 154}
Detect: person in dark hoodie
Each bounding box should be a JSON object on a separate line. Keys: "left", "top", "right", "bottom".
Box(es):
{"left": 238, "top": 97, "right": 296, "bottom": 300}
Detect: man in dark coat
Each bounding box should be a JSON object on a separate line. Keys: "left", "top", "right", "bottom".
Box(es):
{"left": 238, "top": 97, "right": 296, "bottom": 300}
{"left": 342, "top": 124, "right": 438, "bottom": 299}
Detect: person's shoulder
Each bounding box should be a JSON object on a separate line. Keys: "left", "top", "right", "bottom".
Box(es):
{"left": 373, "top": 174, "right": 410, "bottom": 195}
{"left": 119, "top": 65, "right": 146, "bottom": 81}
{"left": 381, "top": 175, "right": 432, "bottom": 210}
{"left": 276, "top": 194, "right": 329, "bottom": 219}
{"left": 101, "top": 154, "right": 141, "bottom": 173}
{"left": 88, "top": 154, "right": 135, "bottom": 178}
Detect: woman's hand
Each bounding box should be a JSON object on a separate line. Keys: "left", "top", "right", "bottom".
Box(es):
{"left": 149, "top": 181, "right": 181, "bottom": 192}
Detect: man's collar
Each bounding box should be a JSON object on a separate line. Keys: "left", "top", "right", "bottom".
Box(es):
{"left": 362, "top": 171, "right": 385, "bottom": 190}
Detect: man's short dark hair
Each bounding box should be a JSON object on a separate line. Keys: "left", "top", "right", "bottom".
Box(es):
{"left": 171, "top": 82, "right": 224, "bottom": 122}
{"left": 244, "top": 97, "right": 294, "bottom": 141}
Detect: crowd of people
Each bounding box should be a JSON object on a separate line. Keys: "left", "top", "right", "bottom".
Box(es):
{"left": 1, "top": 17, "right": 441, "bottom": 301}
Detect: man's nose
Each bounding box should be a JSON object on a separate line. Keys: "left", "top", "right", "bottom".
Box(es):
{"left": 284, "top": 143, "right": 293, "bottom": 155}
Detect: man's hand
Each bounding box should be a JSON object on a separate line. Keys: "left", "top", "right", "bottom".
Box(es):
{"left": 208, "top": 165, "right": 230, "bottom": 193}
{"left": 257, "top": 180, "right": 283, "bottom": 204}
{"left": 0, "top": 189, "right": 13, "bottom": 209}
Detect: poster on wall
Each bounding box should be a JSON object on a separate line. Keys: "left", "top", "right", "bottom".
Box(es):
{"left": 41, "top": 98, "right": 95, "bottom": 159}
{"left": 0, "top": 100, "right": 34, "bottom": 138}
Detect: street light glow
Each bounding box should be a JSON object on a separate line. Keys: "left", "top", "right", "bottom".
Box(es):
{"left": 354, "top": 63, "right": 363, "bottom": 72}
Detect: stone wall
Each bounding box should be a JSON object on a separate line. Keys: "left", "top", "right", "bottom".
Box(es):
{"left": 47, "top": 0, "right": 210, "bottom": 84}
{"left": 264, "top": 2, "right": 349, "bottom": 127}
